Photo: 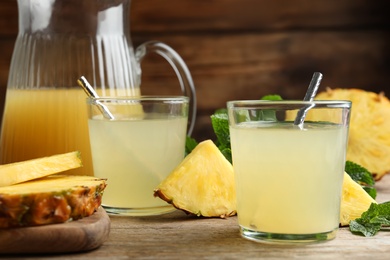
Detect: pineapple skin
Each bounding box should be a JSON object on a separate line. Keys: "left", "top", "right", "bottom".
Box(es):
{"left": 0, "top": 175, "right": 106, "bottom": 228}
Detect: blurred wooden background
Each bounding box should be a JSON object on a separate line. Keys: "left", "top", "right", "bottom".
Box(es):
{"left": 0, "top": 0, "right": 389, "bottom": 141}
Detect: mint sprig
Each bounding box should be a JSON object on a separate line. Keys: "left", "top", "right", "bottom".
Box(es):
{"left": 345, "top": 161, "right": 376, "bottom": 199}
{"left": 185, "top": 136, "right": 198, "bottom": 156}
{"left": 210, "top": 110, "right": 231, "bottom": 163}
{"left": 350, "top": 202, "right": 390, "bottom": 237}
{"left": 260, "top": 94, "right": 283, "bottom": 101}
{"left": 258, "top": 94, "right": 283, "bottom": 121}
{"left": 208, "top": 95, "right": 283, "bottom": 163}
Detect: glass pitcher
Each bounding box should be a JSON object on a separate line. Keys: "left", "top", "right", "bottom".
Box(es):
{"left": 0, "top": 0, "right": 196, "bottom": 176}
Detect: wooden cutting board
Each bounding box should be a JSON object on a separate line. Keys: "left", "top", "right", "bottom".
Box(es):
{"left": 0, "top": 207, "right": 110, "bottom": 254}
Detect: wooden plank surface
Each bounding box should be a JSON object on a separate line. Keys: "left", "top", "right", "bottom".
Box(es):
{"left": 9, "top": 174, "right": 390, "bottom": 259}
{"left": 135, "top": 30, "right": 390, "bottom": 140}
{"left": 0, "top": 0, "right": 389, "bottom": 35}
{"left": 130, "top": 0, "right": 389, "bottom": 32}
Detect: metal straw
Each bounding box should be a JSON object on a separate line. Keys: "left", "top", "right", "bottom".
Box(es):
{"left": 293, "top": 72, "right": 323, "bottom": 126}
{"left": 77, "top": 76, "right": 115, "bottom": 120}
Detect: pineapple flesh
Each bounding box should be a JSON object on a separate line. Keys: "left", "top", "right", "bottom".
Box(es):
{"left": 154, "top": 140, "right": 236, "bottom": 218}
{"left": 340, "top": 172, "right": 376, "bottom": 226}
{"left": 0, "top": 175, "right": 106, "bottom": 228}
{"left": 316, "top": 88, "right": 390, "bottom": 180}
{"left": 0, "top": 151, "right": 83, "bottom": 187}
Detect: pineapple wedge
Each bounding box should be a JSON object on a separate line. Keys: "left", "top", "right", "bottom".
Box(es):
{"left": 0, "top": 175, "right": 106, "bottom": 228}
{"left": 0, "top": 151, "right": 83, "bottom": 187}
{"left": 154, "top": 140, "right": 236, "bottom": 218}
{"left": 340, "top": 172, "right": 377, "bottom": 226}
{"left": 315, "top": 88, "right": 390, "bottom": 180}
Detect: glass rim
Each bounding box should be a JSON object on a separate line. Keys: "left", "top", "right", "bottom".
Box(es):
{"left": 87, "top": 95, "right": 189, "bottom": 104}
{"left": 227, "top": 100, "right": 351, "bottom": 108}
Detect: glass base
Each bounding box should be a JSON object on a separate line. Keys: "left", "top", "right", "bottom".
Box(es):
{"left": 240, "top": 226, "right": 338, "bottom": 244}
{"left": 102, "top": 204, "right": 176, "bottom": 216}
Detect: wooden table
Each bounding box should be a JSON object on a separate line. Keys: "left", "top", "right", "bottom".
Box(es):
{"left": 14, "top": 175, "right": 390, "bottom": 259}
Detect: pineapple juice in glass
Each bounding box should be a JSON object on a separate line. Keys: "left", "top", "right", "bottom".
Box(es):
{"left": 227, "top": 100, "right": 351, "bottom": 243}
{"left": 87, "top": 96, "right": 189, "bottom": 216}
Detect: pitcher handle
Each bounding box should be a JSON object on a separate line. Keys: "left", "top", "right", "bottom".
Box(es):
{"left": 135, "top": 41, "right": 197, "bottom": 136}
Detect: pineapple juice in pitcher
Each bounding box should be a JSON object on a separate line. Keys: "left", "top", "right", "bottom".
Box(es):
{"left": 1, "top": 87, "right": 139, "bottom": 176}
{"left": 1, "top": 0, "right": 196, "bottom": 176}
{"left": 0, "top": 89, "right": 93, "bottom": 175}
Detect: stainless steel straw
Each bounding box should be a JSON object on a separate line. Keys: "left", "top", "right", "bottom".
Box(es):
{"left": 293, "top": 72, "right": 323, "bottom": 126}
{"left": 77, "top": 76, "right": 115, "bottom": 120}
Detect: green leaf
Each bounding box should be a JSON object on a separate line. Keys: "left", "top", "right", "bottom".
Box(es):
{"left": 371, "top": 216, "right": 390, "bottom": 225}
{"left": 345, "top": 160, "right": 376, "bottom": 199}
{"left": 219, "top": 148, "right": 232, "bottom": 164}
{"left": 350, "top": 202, "right": 390, "bottom": 237}
{"left": 349, "top": 219, "right": 381, "bottom": 237}
{"left": 185, "top": 136, "right": 198, "bottom": 156}
{"left": 210, "top": 111, "right": 233, "bottom": 163}
{"left": 363, "top": 187, "right": 377, "bottom": 199}
{"left": 214, "top": 108, "right": 227, "bottom": 115}
{"left": 371, "top": 201, "right": 390, "bottom": 216}
{"left": 209, "top": 94, "right": 283, "bottom": 163}
{"left": 345, "top": 161, "right": 375, "bottom": 186}
{"left": 210, "top": 112, "right": 230, "bottom": 148}
{"left": 258, "top": 94, "right": 283, "bottom": 121}
{"left": 261, "top": 94, "right": 283, "bottom": 101}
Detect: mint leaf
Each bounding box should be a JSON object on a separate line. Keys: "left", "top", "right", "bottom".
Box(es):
{"left": 213, "top": 108, "right": 227, "bottom": 115}
{"left": 261, "top": 94, "right": 283, "bottom": 101}
{"left": 185, "top": 136, "right": 198, "bottom": 155}
{"left": 345, "top": 161, "right": 376, "bottom": 199}
{"left": 350, "top": 202, "right": 390, "bottom": 237}
{"left": 219, "top": 147, "right": 232, "bottom": 163}
{"left": 349, "top": 219, "right": 381, "bottom": 237}
{"left": 210, "top": 111, "right": 231, "bottom": 162}
{"left": 209, "top": 94, "right": 283, "bottom": 163}
{"left": 363, "top": 187, "right": 377, "bottom": 199}
{"left": 345, "top": 161, "right": 375, "bottom": 186}
{"left": 210, "top": 112, "right": 229, "bottom": 148}
{"left": 371, "top": 215, "right": 390, "bottom": 226}
{"left": 259, "top": 94, "right": 283, "bottom": 121}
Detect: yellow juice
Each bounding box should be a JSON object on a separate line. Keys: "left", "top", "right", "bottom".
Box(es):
{"left": 88, "top": 116, "right": 187, "bottom": 214}
{"left": 230, "top": 122, "right": 347, "bottom": 234}
{"left": 0, "top": 89, "right": 92, "bottom": 175}
{"left": 0, "top": 88, "right": 139, "bottom": 175}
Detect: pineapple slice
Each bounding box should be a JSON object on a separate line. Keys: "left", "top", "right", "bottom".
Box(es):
{"left": 0, "top": 151, "right": 83, "bottom": 187}
{"left": 340, "top": 172, "right": 377, "bottom": 226}
{"left": 316, "top": 88, "right": 390, "bottom": 180}
{"left": 0, "top": 175, "right": 106, "bottom": 228}
{"left": 154, "top": 140, "right": 236, "bottom": 218}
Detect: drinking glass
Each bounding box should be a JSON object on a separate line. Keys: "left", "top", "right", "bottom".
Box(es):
{"left": 227, "top": 100, "right": 351, "bottom": 243}
{"left": 87, "top": 96, "right": 189, "bottom": 216}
